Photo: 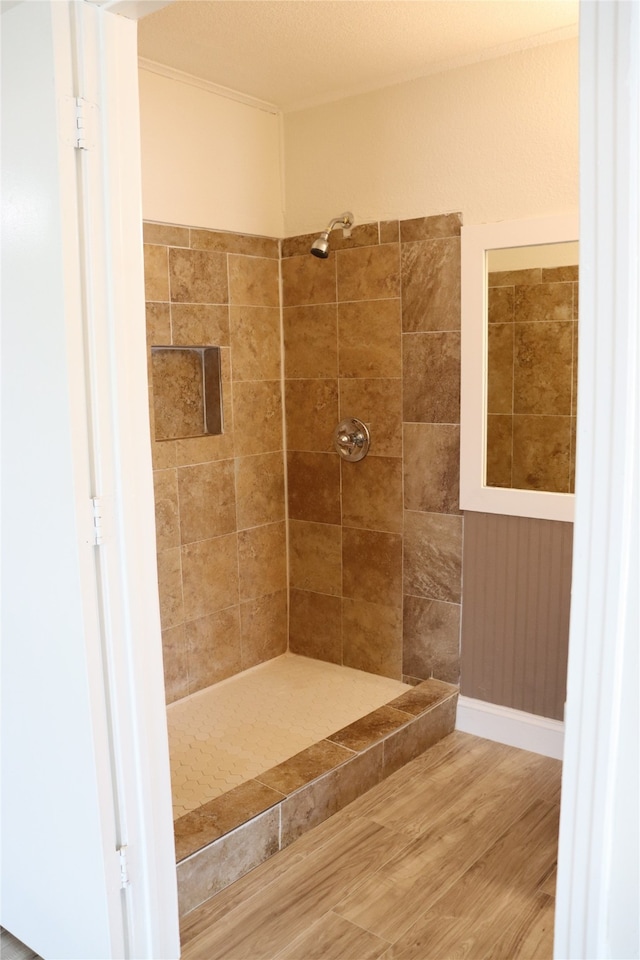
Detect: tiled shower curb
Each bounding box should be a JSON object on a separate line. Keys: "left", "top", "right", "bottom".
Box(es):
{"left": 176, "top": 679, "right": 458, "bottom": 917}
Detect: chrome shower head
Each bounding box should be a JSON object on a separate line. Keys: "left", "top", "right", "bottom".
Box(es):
{"left": 310, "top": 212, "right": 354, "bottom": 258}
{"left": 310, "top": 231, "right": 331, "bottom": 258}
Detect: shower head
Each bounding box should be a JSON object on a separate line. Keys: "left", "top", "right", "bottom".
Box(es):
{"left": 310, "top": 231, "right": 331, "bottom": 258}
{"left": 310, "top": 212, "right": 354, "bottom": 258}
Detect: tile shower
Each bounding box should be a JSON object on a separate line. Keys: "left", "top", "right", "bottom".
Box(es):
{"left": 145, "top": 212, "right": 463, "bottom": 701}
{"left": 143, "top": 213, "right": 465, "bottom": 914}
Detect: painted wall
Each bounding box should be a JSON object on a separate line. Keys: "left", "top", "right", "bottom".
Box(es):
{"left": 283, "top": 38, "right": 578, "bottom": 234}
{"left": 138, "top": 69, "right": 284, "bottom": 237}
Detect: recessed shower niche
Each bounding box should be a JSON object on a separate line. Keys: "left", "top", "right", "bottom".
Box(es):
{"left": 151, "top": 345, "right": 223, "bottom": 440}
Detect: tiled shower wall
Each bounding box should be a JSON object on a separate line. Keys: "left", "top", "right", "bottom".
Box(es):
{"left": 143, "top": 223, "right": 287, "bottom": 703}
{"left": 487, "top": 265, "right": 579, "bottom": 492}
{"left": 144, "top": 213, "right": 463, "bottom": 702}
{"left": 282, "top": 214, "right": 463, "bottom": 684}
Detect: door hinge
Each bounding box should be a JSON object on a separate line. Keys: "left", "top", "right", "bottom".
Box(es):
{"left": 91, "top": 496, "right": 104, "bottom": 546}
{"left": 74, "top": 97, "right": 97, "bottom": 151}
{"left": 118, "top": 845, "right": 130, "bottom": 889}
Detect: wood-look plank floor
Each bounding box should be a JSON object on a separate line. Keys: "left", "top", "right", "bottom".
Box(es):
{"left": 180, "top": 731, "right": 561, "bottom": 960}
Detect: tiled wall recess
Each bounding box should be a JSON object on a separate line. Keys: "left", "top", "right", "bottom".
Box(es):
{"left": 144, "top": 223, "right": 286, "bottom": 703}
{"left": 487, "top": 265, "right": 579, "bottom": 492}
{"left": 145, "top": 214, "right": 464, "bottom": 702}
{"left": 175, "top": 679, "right": 457, "bottom": 916}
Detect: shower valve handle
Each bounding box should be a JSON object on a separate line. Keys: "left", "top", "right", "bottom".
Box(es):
{"left": 333, "top": 418, "right": 370, "bottom": 462}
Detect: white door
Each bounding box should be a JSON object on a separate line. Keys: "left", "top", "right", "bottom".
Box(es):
{"left": 0, "top": 2, "right": 179, "bottom": 957}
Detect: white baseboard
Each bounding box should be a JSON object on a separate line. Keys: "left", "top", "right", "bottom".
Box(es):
{"left": 455, "top": 696, "right": 564, "bottom": 760}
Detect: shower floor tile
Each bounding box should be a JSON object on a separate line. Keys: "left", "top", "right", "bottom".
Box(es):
{"left": 168, "top": 653, "right": 410, "bottom": 818}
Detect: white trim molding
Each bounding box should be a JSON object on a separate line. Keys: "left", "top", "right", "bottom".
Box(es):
{"left": 555, "top": 1, "right": 640, "bottom": 958}
{"left": 138, "top": 57, "right": 280, "bottom": 115}
{"left": 456, "top": 696, "right": 564, "bottom": 760}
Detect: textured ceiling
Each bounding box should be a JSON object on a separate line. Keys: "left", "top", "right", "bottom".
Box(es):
{"left": 138, "top": 0, "right": 579, "bottom": 112}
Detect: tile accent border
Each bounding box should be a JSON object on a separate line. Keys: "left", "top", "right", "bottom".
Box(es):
{"left": 176, "top": 679, "right": 458, "bottom": 917}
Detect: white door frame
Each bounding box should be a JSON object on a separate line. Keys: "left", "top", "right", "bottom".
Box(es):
{"left": 80, "top": 0, "right": 640, "bottom": 956}
{"left": 555, "top": 2, "right": 639, "bottom": 957}
{"left": 68, "top": 2, "right": 181, "bottom": 956}
{"left": 9, "top": 0, "right": 633, "bottom": 956}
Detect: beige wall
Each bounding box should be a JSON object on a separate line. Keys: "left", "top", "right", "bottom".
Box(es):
{"left": 283, "top": 38, "right": 578, "bottom": 235}
{"left": 139, "top": 70, "right": 284, "bottom": 237}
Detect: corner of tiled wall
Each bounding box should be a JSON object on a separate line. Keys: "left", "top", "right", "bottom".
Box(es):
{"left": 282, "top": 212, "right": 464, "bottom": 686}
{"left": 144, "top": 222, "right": 287, "bottom": 704}
{"left": 144, "top": 212, "right": 465, "bottom": 703}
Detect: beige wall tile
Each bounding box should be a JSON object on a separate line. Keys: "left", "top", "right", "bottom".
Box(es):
{"left": 257, "top": 740, "right": 353, "bottom": 795}
{"left": 487, "top": 323, "right": 514, "bottom": 415}
{"left": 399, "top": 213, "right": 462, "bottom": 243}
{"left": 153, "top": 468, "right": 180, "bottom": 551}
{"left": 488, "top": 285, "right": 515, "bottom": 324}
{"left": 283, "top": 304, "right": 338, "bottom": 379}
{"left": 238, "top": 522, "right": 287, "bottom": 601}
{"left": 342, "top": 598, "right": 403, "bottom": 679}
{"left": 281, "top": 254, "right": 336, "bottom": 307}
{"left": 156, "top": 547, "right": 184, "bottom": 629}
{"left": 240, "top": 590, "right": 288, "bottom": 670}
{"left": 289, "top": 589, "right": 342, "bottom": 663}
{"left": 341, "top": 456, "right": 403, "bottom": 533}
{"left": 181, "top": 534, "right": 239, "bottom": 620}
{"left": 403, "top": 510, "right": 462, "bottom": 603}
{"left": 543, "top": 265, "right": 579, "bottom": 283}
{"left": 235, "top": 452, "right": 285, "bottom": 530}
{"left": 177, "top": 459, "right": 237, "bottom": 544}
{"left": 337, "top": 243, "right": 400, "bottom": 302}
{"left": 285, "top": 379, "right": 339, "bottom": 452}
{"left": 144, "top": 244, "right": 169, "bottom": 301}
{"left": 512, "top": 415, "right": 572, "bottom": 493}
{"left": 514, "top": 321, "right": 573, "bottom": 416}
{"left": 233, "top": 380, "right": 283, "bottom": 457}
{"left": 169, "top": 248, "right": 228, "bottom": 304}
{"left": 280, "top": 744, "right": 384, "bottom": 848}
{"left": 287, "top": 451, "right": 341, "bottom": 524}
{"left": 171, "top": 304, "right": 230, "bottom": 347}
{"left": 402, "top": 595, "right": 461, "bottom": 684}
{"left": 403, "top": 423, "right": 460, "bottom": 514}
{"left": 343, "top": 528, "right": 403, "bottom": 608}
{"left": 401, "top": 237, "right": 460, "bottom": 333}
{"left": 191, "top": 229, "right": 279, "bottom": 259}
{"left": 382, "top": 695, "right": 457, "bottom": 778}
{"left": 230, "top": 306, "right": 281, "bottom": 381}
{"left": 379, "top": 220, "right": 399, "bottom": 243}
{"left": 152, "top": 438, "right": 177, "bottom": 470}
{"left": 143, "top": 222, "right": 190, "bottom": 247}
{"left": 162, "top": 624, "right": 189, "bottom": 704}
{"left": 339, "top": 379, "right": 402, "bottom": 458}
{"left": 403, "top": 331, "right": 460, "bottom": 424}
{"left": 175, "top": 388, "right": 234, "bottom": 463}
{"left": 288, "top": 520, "right": 342, "bottom": 596}
{"left": 228, "top": 255, "right": 279, "bottom": 308}
{"left": 146, "top": 301, "right": 171, "bottom": 344}
{"left": 490, "top": 267, "right": 541, "bottom": 287}
{"left": 514, "top": 281, "right": 573, "bottom": 322}
{"left": 151, "top": 348, "right": 205, "bottom": 441}
{"left": 339, "top": 299, "right": 401, "bottom": 379}
{"left": 177, "top": 808, "right": 280, "bottom": 916}
{"left": 486, "top": 415, "right": 513, "bottom": 488}
{"left": 186, "top": 606, "right": 242, "bottom": 693}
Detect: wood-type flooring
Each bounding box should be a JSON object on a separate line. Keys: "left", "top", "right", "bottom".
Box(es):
{"left": 180, "top": 731, "right": 561, "bottom": 960}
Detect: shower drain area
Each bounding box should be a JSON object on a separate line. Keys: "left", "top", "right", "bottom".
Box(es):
{"left": 168, "top": 653, "right": 410, "bottom": 818}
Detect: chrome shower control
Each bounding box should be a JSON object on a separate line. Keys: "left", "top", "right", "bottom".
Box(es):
{"left": 333, "top": 417, "right": 370, "bottom": 462}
